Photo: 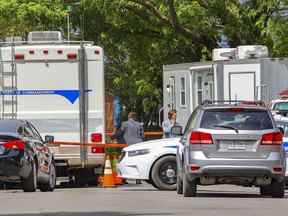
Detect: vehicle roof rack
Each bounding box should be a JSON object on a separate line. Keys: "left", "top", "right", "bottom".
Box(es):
{"left": 201, "top": 100, "right": 266, "bottom": 107}
{"left": 0, "top": 40, "right": 94, "bottom": 47}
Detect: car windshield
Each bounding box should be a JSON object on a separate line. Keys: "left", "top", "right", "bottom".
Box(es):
{"left": 273, "top": 102, "right": 288, "bottom": 111}
{"left": 200, "top": 108, "right": 273, "bottom": 130}
{"left": 276, "top": 121, "right": 288, "bottom": 137}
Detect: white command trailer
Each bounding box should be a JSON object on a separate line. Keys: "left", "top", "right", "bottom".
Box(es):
{"left": 163, "top": 45, "right": 288, "bottom": 127}
{"left": 0, "top": 31, "right": 105, "bottom": 184}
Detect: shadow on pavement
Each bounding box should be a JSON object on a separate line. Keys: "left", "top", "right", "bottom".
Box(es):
{"left": 193, "top": 192, "right": 287, "bottom": 199}
{"left": 196, "top": 192, "right": 262, "bottom": 198}
{"left": 2, "top": 212, "right": 172, "bottom": 216}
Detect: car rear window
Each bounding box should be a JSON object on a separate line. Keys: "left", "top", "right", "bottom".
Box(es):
{"left": 200, "top": 108, "right": 273, "bottom": 130}
{"left": 273, "top": 102, "right": 288, "bottom": 111}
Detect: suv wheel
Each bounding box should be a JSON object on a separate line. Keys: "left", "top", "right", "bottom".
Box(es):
{"left": 23, "top": 160, "right": 37, "bottom": 192}
{"left": 260, "top": 185, "right": 271, "bottom": 196}
{"left": 271, "top": 179, "right": 285, "bottom": 198}
{"left": 183, "top": 175, "right": 197, "bottom": 197}
{"left": 177, "top": 174, "right": 183, "bottom": 194}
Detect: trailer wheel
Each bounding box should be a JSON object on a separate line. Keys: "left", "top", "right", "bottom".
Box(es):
{"left": 74, "top": 169, "right": 99, "bottom": 187}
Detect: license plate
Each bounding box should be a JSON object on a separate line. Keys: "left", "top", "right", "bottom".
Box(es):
{"left": 228, "top": 142, "right": 246, "bottom": 150}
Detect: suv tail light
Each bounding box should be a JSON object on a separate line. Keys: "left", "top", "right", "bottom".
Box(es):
{"left": 190, "top": 131, "right": 213, "bottom": 145}
{"left": 91, "top": 133, "right": 102, "bottom": 143}
{"left": 261, "top": 132, "right": 283, "bottom": 145}
{"left": 3, "top": 140, "right": 25, "bottom": 151}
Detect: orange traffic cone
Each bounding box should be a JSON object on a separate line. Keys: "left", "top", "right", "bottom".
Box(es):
{"left": 102, "top": 155, "right": 116, "bottom": 188}
{"left": 111, "top": 154, "right": 124, "bottom": 185}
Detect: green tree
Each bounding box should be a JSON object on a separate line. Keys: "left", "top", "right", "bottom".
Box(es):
{"left": 0, "top": 0, "right": 67, "bottom": 39}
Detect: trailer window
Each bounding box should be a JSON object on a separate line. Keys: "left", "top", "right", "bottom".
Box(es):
{"left": 180, "top": 77, "right": 186, "bottom": 106}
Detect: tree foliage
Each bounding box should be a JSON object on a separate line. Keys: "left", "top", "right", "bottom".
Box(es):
{"left": 0, "top": 0, "right": 66, "bottom": 39}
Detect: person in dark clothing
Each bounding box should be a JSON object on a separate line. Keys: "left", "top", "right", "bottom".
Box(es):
{"left": 121, "top": 112, "right": 144, "bottom": 184}
{"left": 121, "top": 112, "right": 144, "bottom": 145}
{"left": 111, "top": 127, "right": 126, "bottom": 144}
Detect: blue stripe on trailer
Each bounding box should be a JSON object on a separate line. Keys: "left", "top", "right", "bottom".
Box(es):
{"left": 0, "top": 89, "right": 91, "bottom": 104}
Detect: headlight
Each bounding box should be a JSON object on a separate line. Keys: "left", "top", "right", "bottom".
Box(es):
{"left": 127, "top": 149, "right": 150, "bottom": 157}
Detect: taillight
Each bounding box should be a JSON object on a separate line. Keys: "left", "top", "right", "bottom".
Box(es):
{"left": 261, "top": 132, "right": 283, "bottom": 145}
{"left": 3, "top": 140, "right": 25, "bottom": 151}
{"left": 189, "top": 131, "right": 213, "bottom": 145}
{"left": 67, "top": 53, "right": 77, "bottom": 60}
{"left": 91, "top": 133, "right": 102, "bottom": 143}
{"left": 229, "top": 108, "right": 243, "bottom": 112}
{"left": 15, "top": 54, "right": 24, "bottom": 60}
{"left": 91, "top": 146, "right": 105, "bottom": 154}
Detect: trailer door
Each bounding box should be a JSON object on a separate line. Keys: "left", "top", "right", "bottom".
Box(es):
{"left": 223, "top": 64, "right": 260, "bottom": 101}
{"left": 229, "top": 72, "right": 255, "bottom": 100}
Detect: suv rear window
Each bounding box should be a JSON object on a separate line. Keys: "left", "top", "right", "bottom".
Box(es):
{"left": 200, "top": 108, "right": 273, "bottom": 130}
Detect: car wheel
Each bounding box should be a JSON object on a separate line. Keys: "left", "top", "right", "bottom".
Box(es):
{"left": 177, "top": 174, "right": 183, "bottom": 194}
{"left": 151, "top": 155, "right": 177, "bottom": 190}
{"left": 271, "top": 179, "right": 285, "bottom": 198}
{"left": 147, "top": 178, "right": 159, "bottom": 189}
{"left": 183, "top": 175, "right": 197, "bottom": 197}
{"left": 23, "top": 160, "right": 37, "bottom": 192}
{"left": 260, "top": 185, "right": 271, "bottom": 196}
{"left": 39, "top": 162, "right": 56, "bottom": 192}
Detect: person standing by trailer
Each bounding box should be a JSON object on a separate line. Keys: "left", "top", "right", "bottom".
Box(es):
{"left": 121, "top": 112, "right": 144, "bottom": 145}
{"left": 162, "top": 110, "right": 178, "bottom": 138}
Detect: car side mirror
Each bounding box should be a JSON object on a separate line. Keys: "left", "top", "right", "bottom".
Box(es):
{"left": 171, "top": 125, "right": 183, "bottom": 137}
{"left": 45, "top": 135, "right": 54, "bottom": 143}
{"left": 278, "top": 127, "right": 284, "bottom": 135}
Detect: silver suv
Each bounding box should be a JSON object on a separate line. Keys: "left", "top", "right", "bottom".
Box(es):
{"left": 177, "top": 101, "right": 286, "bottom": 198}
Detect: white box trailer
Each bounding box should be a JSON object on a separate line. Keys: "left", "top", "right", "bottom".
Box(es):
{"left": 0, "top": 32, "right": 105, "bottom": 183}
{"left": 163, "top": 47, "right": 288, "bottom": 127}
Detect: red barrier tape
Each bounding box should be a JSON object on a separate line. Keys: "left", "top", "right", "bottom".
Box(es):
{"left": 50, "top": 141, "right": 128, "bottom": 148}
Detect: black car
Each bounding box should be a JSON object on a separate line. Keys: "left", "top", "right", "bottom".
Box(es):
{"left": 0, "top": 119, "right": 56, "bottom": 192}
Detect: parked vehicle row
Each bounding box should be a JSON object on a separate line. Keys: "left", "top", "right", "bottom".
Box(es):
{"left": 118, "top": 100, "right": 288, "bottom": 199}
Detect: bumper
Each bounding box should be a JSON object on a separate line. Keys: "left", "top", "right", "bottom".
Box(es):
{"left": 187, "top": 151, "right": 285, "bottom": 181}
{"left": 54, "top": 153, "right": 105, "bottom": 168}
{"left": 117, "top": 163, "right": 147, "bottom": 180}
{"left": 0, "top": 156, "right": 31, "bottom": 181}
{"left": 50, "top": 146, "right": 105, "bottom": 168}
{"left": 117, "top": 155, "right": 151, "bottom": 180}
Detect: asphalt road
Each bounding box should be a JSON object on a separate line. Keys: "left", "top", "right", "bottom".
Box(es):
{"left": 0, "top": 183, "right": 288, "bottom": 216}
